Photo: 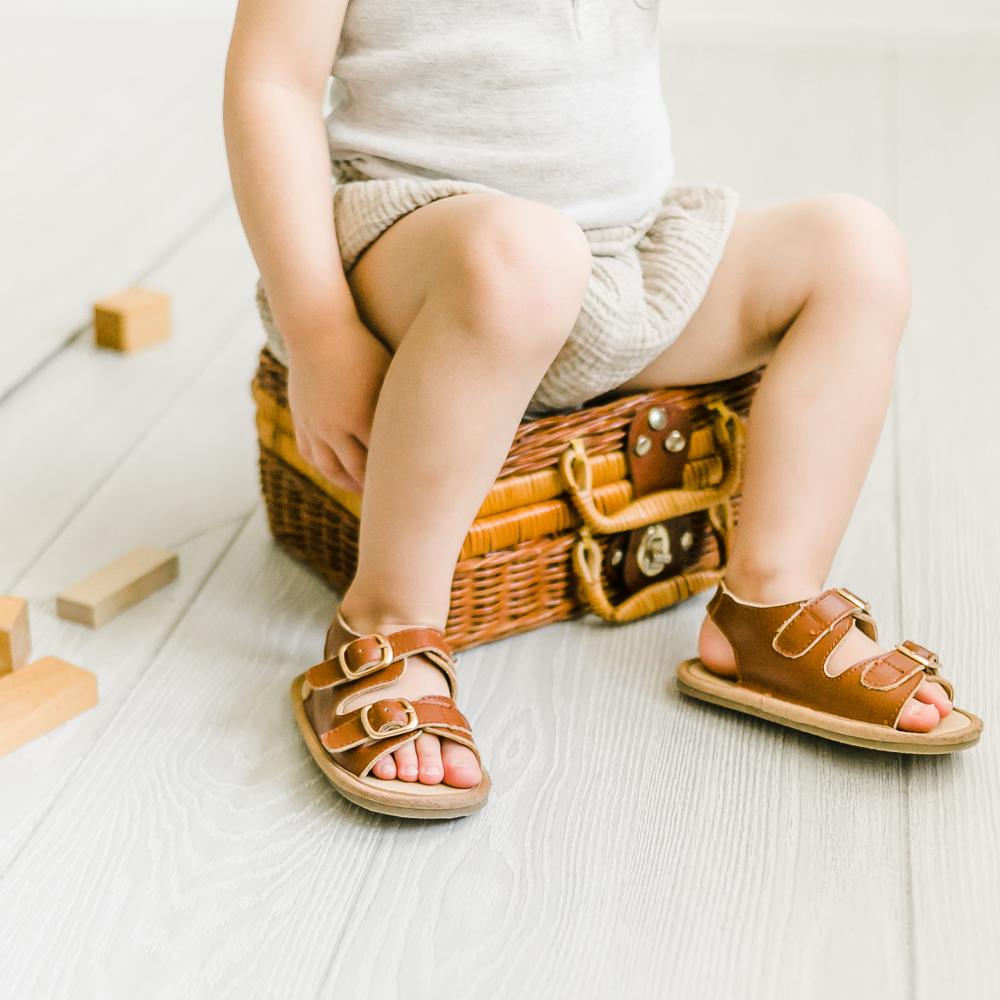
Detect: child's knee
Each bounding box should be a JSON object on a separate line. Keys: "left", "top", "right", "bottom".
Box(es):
{"left": 441, "top": 196, "right": 592, "bottom": 359}
{"left": 807, "top": 193, "right": 912, "bottom": 331}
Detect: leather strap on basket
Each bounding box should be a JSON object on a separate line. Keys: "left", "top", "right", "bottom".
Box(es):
{"left": 560, "top": 401, "right": 744, "bottom": 624}
{"left": 559, "top": 401, "right": 745, "bottom": 534}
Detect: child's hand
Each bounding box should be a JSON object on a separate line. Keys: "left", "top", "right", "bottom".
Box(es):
{"left": 285, "top": 317, "right": 391, "bottom": 493}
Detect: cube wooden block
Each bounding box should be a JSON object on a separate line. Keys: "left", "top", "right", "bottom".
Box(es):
{"left": 0, "top": 596, "right": 31, "bottom": 675}
{"left": 93, "top": 286, "right": 172, "bottom": 351}
{"left": 0, "top": 656, "right": 98, "bottom": 758}
{"left": 56, "top": 546, "right": 179, "bottom": 628}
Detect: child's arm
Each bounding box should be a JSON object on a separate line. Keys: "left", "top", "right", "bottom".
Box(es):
{"left": 223, "top": 0, "right": 354, "bottom": 343}
{"left": 224, "top": 0, "right": 385, "bottom": 492}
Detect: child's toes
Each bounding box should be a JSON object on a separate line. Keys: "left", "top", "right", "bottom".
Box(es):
{"left": 415, "top": 733, "right": 444, "bottom": 784}
{"left": 441, "top": 740, "right": 482, "bottom": 788}
{"left": 897, "top": 697, "right": 941, "bottom": 733}
{"left": 393, "top": 740, "right": 419, "bottom": 782}
{"left": 913, "top": 679, "right": 953, "bottom": 718}
{"left": 371, "top": 754, "right": 396, "bottom": 780}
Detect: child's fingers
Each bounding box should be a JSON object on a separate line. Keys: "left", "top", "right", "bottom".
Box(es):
{"left": 292, "top": 421, "right": 314, "bottom": 465}
{"left": 313, "top": 439, "right": 360, "bottom": 492}
{"left": 351, "top": 418, "right": 373, "bottom": 449}
{"left": 338, "top": 434, "right": 368, "bottom": 488}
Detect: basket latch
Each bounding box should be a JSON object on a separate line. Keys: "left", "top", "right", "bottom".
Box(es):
{"left": 559, "top": 399, "right": 745, "bottom": 624}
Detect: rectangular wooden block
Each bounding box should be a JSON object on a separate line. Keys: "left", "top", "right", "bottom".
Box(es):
{"left": 0, "top": 595, "right": 31, "bottom": 675}
{"left": 93, "top": 286, "right": 172, "bottom": 351}
{"left": 56, "top": 546, "right": 179, "bottom": 628}
{"left": 0, "top": 656, "right": 98, "bottom": 758}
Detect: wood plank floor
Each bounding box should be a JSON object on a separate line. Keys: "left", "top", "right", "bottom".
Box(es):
{"left": 1, "top": 14, "right": 997, "bottom": 1000}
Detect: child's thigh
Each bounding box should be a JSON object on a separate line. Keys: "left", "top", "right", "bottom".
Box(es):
{"left": 618, "top": 205, "right": 807, "bottom": 388}
{"left": 345, "top": 191, "right": 591, "bottom": 354}
{"left": 618, "top": 194, "right": 906, "bottom": 389}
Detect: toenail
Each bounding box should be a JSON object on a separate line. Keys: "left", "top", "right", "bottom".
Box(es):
{"left": 401, "top": 766, "right": 417, "bottom": 777}
{"left": 423, "top": 766, "right": 441, "bottom": 777}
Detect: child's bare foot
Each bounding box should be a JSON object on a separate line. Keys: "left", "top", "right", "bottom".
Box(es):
{"left": 332, "top": 607, "right": 482, "bottom": 789}
{"left": 696, "top": 578, "right": 953, "bottom": 734}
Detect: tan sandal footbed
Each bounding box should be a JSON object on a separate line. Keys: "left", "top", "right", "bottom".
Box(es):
{"left": 291, "top": 673, "right": 492, "bottom": 819}
{"left": 676, "top": 658, "right": 982, "bottom": 754}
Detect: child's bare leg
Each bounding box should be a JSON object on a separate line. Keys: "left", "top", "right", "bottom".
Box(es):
{"left": 618, "top": 194, "right": 951, "bottom": 733}
{"left": 333, "top": 193, "right": 592, "bottom": 785}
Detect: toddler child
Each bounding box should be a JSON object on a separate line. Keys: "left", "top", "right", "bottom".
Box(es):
{"left": 223, "top": 0, "right": 980, "bottom": 818}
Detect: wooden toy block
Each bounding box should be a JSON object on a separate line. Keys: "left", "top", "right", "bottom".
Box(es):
{"left": 0, "top": 656, "right": 98, "bottom": 758}
{"left": 0, "top": 596, "right": 31, "bottom": 675}
{"left": 93, "top": 286, "right": 172, "bottom": 351}
{"left": 56, "top": 546, "right": 179, "bottom": 628}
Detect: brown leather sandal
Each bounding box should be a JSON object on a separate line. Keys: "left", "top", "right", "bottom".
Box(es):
{"left": 676, "top": 580, "right": 982, "bottom": 753}
{"left": 290, "top": 607, "right": 491, "bottom": 818}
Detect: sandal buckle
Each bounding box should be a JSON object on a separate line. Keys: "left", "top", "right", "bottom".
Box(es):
{"left": 360, "top": 699, "right": 420, "bottom": 741}
{"left": 835, "top": 587, "right": 869, "bottom": 611}
{"left": 895, "top": 642, "right": 933, "bottom": 670}
{"left": 337, "top": 633, "right": 394, "bottom": 680}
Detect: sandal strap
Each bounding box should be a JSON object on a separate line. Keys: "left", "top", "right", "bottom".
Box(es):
{"left": 772, "top": 587, "right": 877, "bottom": 656}
{"left": 306, "top": 626, "right": 457, "bottom": 693}
{"left": 856, "top": 640, "right": 954, "bottom": 701}
{"left": 320, "top": 695, "right": 481, "bottom": 778}
{"left": 302, "top": 613, "right": 477, "bottom": 779}
{"left": 706, "top": 582, "right": 940, "bottom": 729}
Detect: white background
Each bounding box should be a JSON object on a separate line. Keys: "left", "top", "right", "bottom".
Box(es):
{"left": 4, "top": 0, "right": 1000, "bottom": 35}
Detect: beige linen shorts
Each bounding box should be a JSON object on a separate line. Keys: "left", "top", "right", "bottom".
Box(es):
{"left": 255, "top": 159, "right": 739, "bottom": 418}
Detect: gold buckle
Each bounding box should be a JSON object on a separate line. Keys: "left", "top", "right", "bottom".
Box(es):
{"left": 337, "top": 633, "right": 394, "bottom": 680}
{"left": 360, "top": 699, "right": 420, "bottom": 741}
{"left": 835, "top": 587, "right": 868, "bottom": 611}
{"left": 895, "top": 642, "right": 933, "bottom": 669}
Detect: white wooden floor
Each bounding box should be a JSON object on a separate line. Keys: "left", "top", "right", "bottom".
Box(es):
{"left": 1, "top": 12, "right": 998, "bottom": 999}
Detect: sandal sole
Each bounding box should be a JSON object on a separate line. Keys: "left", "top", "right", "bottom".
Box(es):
{"left": 290, "top": 673, "right": 491, "bottom": 819}
{"left": 676, "top": 658, "right": 982, "bottom": 754}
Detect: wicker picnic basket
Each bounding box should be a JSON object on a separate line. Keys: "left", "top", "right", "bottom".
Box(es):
{"left": 252, "top": 346, "right": 763, "bottom": 651}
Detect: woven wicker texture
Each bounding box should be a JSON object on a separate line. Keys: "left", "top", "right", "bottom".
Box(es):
{"left": 253, "top": 347, "right": 762, "bottom": 650}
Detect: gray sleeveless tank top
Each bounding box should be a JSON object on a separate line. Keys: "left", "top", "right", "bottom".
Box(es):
{"left": 325, "top": 0, "right": 674, "bottom": 229}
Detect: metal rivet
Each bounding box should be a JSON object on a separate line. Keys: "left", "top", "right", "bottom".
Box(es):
{"left": 634, "top": 434, "right": 651, "bottom": 457}
{"left": 680, "top": 530, "right": 694, "bottom": 551}
{"left": 610, "top": 547, "right": 624, "bottom": 566}
{"left": 647, "top": 407, "right": 667, "bottom": 431}
{"left": 663, "top": 429, "right": 686, "bottom": 453}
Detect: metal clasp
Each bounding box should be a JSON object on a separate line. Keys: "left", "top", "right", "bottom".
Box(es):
{"left": 636, "top": 522, "right": 673, "bottom": 577}
{"left": 835, "top": 587, "right": 869, "bottom": 611}
{"left": 337, "top": 633, "right": 394, "bottom": 679}
{"left": 360, "top": 699, "right": 420, "bottom": 740}
{"left": 895, "top": 642, "right": 933, "bottom": 670}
